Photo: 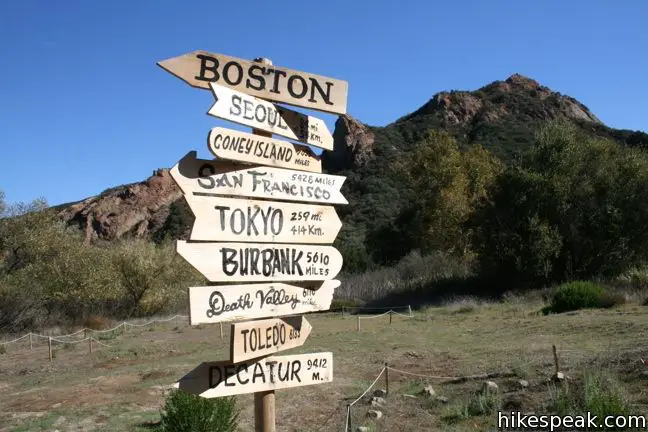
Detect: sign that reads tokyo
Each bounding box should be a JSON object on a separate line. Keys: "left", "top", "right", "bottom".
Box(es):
{"left": 188, "top": 280, "right": 338, "bottom": 325}
{"left": 170, "top": 151, "right": 348, "bottom": 205}
{"left": 176, "top": 241, "right": 343, "bottom": 282}
{"left": 207, "top": 82, "right": 334, "bottom": 150}
{"left": 230, "top": 316, "right": 313, "bottom": 363}
{"left": 185, "top": 194, "right": 342, "bottom": 244}
{"left": 208, "top": 127, "right": 322, "bottom": 173}
{"left": 175, "top": 352, "right": 333, "bottom": 398}
{"left": 157, "top": 50, "right": 348, "bottom": 115}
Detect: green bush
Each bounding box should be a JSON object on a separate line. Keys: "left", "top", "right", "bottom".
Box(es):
{"left": 159, "top": 389, "right": 239, "bottom": 432}
{"left": 330, "top": 298, "right": 362, "bottom": 311}
{"left": 543, "top": 281, "right": 623, "bottom": 314}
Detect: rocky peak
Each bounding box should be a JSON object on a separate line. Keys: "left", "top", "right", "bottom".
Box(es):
{"left": 324, "top": 114, "right": 375, "bottom": 171}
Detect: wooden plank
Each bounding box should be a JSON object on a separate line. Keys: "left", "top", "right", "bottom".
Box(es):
{"left": 169, "top": 151, "right": 348, "bottom": 205}
{"left": 157, "top": 50, "right": 348, "bottom": 115}
{"left": 187, "top": 280, "right": 339, "bottom": 325}
{"left": 230, "top": 316, "right": 313, "bottom": 363}
{"left": 177, "top": 241, "right": 343, "bottom": 282}
{"left": 185, "top": 194, "right": 342, "bottom": 244}
{"left": 207, "top": 127, "right": 322, "bottom": 173}
{"left": 175, "top": 351, "right": 333, "bottom": 398}
{"left": 207, "top": 82, "right": 334, "bottom": 150}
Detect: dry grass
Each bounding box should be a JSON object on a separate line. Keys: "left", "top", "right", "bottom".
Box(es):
{"left": 1, "top": 299, "right": 648, "bottom": 431}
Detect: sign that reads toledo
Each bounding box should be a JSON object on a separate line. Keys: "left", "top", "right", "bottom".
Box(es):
{"left": 159, "top": 51, "right": 348, "bottom": 432}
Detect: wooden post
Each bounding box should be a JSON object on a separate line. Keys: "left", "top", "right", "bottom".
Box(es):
{"left": 220, "top": 322, "right": 224, "bottom": 339}
{"left": 29, "top": 333, "right": 32, "bottom": 350}
{"left": 385, "top": 362, "right": 390, "bottom": 395}
{"left": 346, "top": 404, "right": 352, "bottom": 432}
{"left": 357, "top": 315, "right": 360, "bottom": 332}
{"left": 552, "top": 344, "right": 560, "bottom": 375}
{"left": 48, "top": 337, "right": 52, "bottom": 362}
{"left": 389, "top": 311, "right": 393, "bottom": 325}
{"left": 89, "top": 337, "right": 93, "bottom": 354}
{"left": 408, "top": 305, "right": 412, "bottom": 316}
{"left": 252, "top": 56, "right": 276, "bottom": 432}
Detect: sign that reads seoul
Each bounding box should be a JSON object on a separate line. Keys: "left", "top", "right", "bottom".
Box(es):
{"left": 157, "top": 50, "right": 348, "bottom": 115}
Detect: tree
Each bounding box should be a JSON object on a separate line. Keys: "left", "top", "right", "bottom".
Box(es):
{"left": 472, "top": 120, "right": 648, "bottom": 285}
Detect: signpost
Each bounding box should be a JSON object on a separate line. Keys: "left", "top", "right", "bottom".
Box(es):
{"left": 207, "top": 127, "right": 322, "bottom": 173}
{"left": 230, "top": 316, "right": 313, "bottom": 363}
{"left": 187, "top": 280, "right": 339, "bottom": 325}
{"left": 207, "top": 82, "right": 334, "bottom": 150}
{"left": 157, "top": 50, "right": 348, "bottom": 114}
{"left": 159, "top": 53, "right": 348, "bottom": 432}
{"left": 169, "top": 151, "right": 348, "bottom": 205}
{"left": 184, "top": 194, "right": 343, "bottom": 243}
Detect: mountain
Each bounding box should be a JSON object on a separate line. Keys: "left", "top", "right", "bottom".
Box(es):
{"left": 57, "top": 74, "right": 648, "bottom": 262}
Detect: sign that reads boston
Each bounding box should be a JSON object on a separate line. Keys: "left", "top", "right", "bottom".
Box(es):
{"left": 207, "top": 82, "right": 334, "bottom": 150}
{"left": 176, "top": 352, "right": 334, "bottom": 398}
{"left": 208, "top": 127, "right": 322, "bottom": 173}
{"left": 170, "top": 151, "right": 348, "bottom": 205}
{"left": 184, "top": 195, "right": 342, "bottom": 244}
{"left": 176, "top": 241, "right": 343, "bottom": 282}
{"left": 230, "top": 316, "right": 313, "bottom": 363}
{"left": 157, "top": 50, "right": 348, "bottom": 115}
{"left": 188, "top": 280, "right": 339, "bottom": 325}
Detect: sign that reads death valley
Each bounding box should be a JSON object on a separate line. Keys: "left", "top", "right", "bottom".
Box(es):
{"left": 176, "top": 241, "right": 343, "bottom": 282}
{"left": 169, "top": 151, "right": 348, "bottom": 205}
{"left": 188, "top": 280, "right": 339, "bottom": 325}
{"left": 207, "top": 82, "right": 334, "bottom": 150}
{"left": 208, "top": 127, "right": 322, "bottom": 173}
{"left": 157, "top": 50, "right": 348, "bottom": 115}
{"left": 175, "top": 351, "right": 333, "bottom": 398}
{"left": 185, "top": 194, "right": 342, "bottom": 244}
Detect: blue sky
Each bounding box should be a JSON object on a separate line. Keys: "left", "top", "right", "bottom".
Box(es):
{"left": 1, "top": 0, "right": 646, "bottom": 206}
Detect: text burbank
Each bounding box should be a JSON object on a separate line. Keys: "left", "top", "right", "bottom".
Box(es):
{"left": 220, "top": 247, "right": 331, "bottom": 277}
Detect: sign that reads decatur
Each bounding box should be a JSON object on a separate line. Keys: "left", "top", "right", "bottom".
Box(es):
{"left": 157, "top": 50, "right": 348, "bottom": 115}
{"left": 230, "top": 316, "right": 313, "bottom": 363}
{"left": 176, "top": 241, "right": 343, "bottom": 282}
{"left": 184, "top": 194, "right": 342, "bottom": 244}
{"left": 207, "top": 82, "right": 334, "bottom": 150}
{"left": 176, "top": 352, "right": 333, "bottom": 398}
{"left": 170, "top": 151, "right": 348, "bottom": 205}
{"left": 188, "top": 280, "right": 339, "bottom": 325}
{"left": 208, "top": 127, "right": 322, "bottom": 173}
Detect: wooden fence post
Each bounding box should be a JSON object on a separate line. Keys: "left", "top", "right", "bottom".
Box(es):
{"left": 29, "top": 333, "right": 32, "bottom": 350}
{"left": 220, "top": 322, "right": 224, "bottom": 339}
{"left": 89, "top": 337, "right": 93, "bottom": 354}
{"left": 357, "top": 316, "right": 360, "bottom": 332}
{"left": 385, "top": 362, "right": 390, "bottom": 395}
{"left": 48, "top": 337, "right": 52, "bottom": 362}
{"left": 552, "top": 344, "right": 560, "bottom": 375}
{"left": 408, "top": 305, "right": 412, "bottom": 316}
{"left": 389, "top": 311, "right": 393, "bottom": 325}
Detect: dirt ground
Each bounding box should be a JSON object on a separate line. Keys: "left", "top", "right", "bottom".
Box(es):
{"left": 2, "top": 299, "right": 648, "bottom": 431}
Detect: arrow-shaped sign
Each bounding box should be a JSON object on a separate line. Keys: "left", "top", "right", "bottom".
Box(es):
{"left": 207, "top": 82, "right": 334, "bottom": 150}
{"left": 185, "top": 195, "right": 342, "bottom": 244}
{"left": 177, "top": 241, "right": 343, "bottom": 283}
{"left": 230, "top": 316, "right": 313, "bottom": 363}
{"left": 169, "top": 151, "right": 348, "bottom": 205}
{"left": 188, "top": 280, "right": 339, "bottom": 325}
{"left": 175, "top": 351, "right": 333, "bottom": 398}
{"left": 157, "top": 50, "right": 348, "bottom": 115}
{"left": 208, "top": 127, "right": 322, "bottom": 173}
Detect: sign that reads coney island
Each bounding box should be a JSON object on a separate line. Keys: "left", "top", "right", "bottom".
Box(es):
{"left": 157, "top": 50, "right": 348, "bottom": 114}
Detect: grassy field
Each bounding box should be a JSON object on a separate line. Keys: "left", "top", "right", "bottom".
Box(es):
{"left": 2, "top": 296, "right": 648, "bottom": 431}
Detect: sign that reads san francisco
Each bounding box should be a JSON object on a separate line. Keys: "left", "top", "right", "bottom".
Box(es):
{"left": 157, "top": 50, "right": 348, "bottom": 115}
{"left": 230, "top": 316, "right": 313, "bottom": 363}
{"left": 207, "top": 82, "right": 334, "bottom": 150}
{"left": 176, "top": 241, "right": 343, "bottom": 282}
{"left": 175, "top": 352, "right": 333, "bottom": 398}
{"left": 188, "top": 280, "right": 339, "bottom": 325}
{"left": 184, "top": 194, "right": 342, "bottom": 244}
{"left": 208, "top": 127, "right": 322, "bottom": 173}
{"left": 170, "top": 151, "right": 348, "bottom": 205}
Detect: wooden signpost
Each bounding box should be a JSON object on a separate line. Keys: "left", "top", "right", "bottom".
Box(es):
{"left": 184, "top": 194, "right": 343, "bottom": 243}
{"left": 230, "top": 316, "right": 313, "bottom": 363}
{"left": 207, "top": 127, "right": 322, "bottom": 173}
{"left": 207, "top": 82, "right": 334, "bottom": 150}
{"left": 157, "top": 50, "right": 348, "bottom": 114}
{"left": 187, "top": 280, "right": 339, "bottom": 325}
{"left": 159, "top": 53, "right": 348, "bottom": 432}
{"left": 169, "top": 151, "right": 348, "bottom": 205}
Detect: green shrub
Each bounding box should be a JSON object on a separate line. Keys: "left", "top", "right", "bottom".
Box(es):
{"left": 543, "top": 281, "right": 622, "bottom": 314}
{"left": 330, "top": 299, "right": 362, "bottom": 311}
{"left": 159, "top": 389, "right": 239, "bottom": 432}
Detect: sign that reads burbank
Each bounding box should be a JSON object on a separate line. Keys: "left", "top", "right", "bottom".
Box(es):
{"left": 157, "top": 50, "right": 348, "bottom": 115}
